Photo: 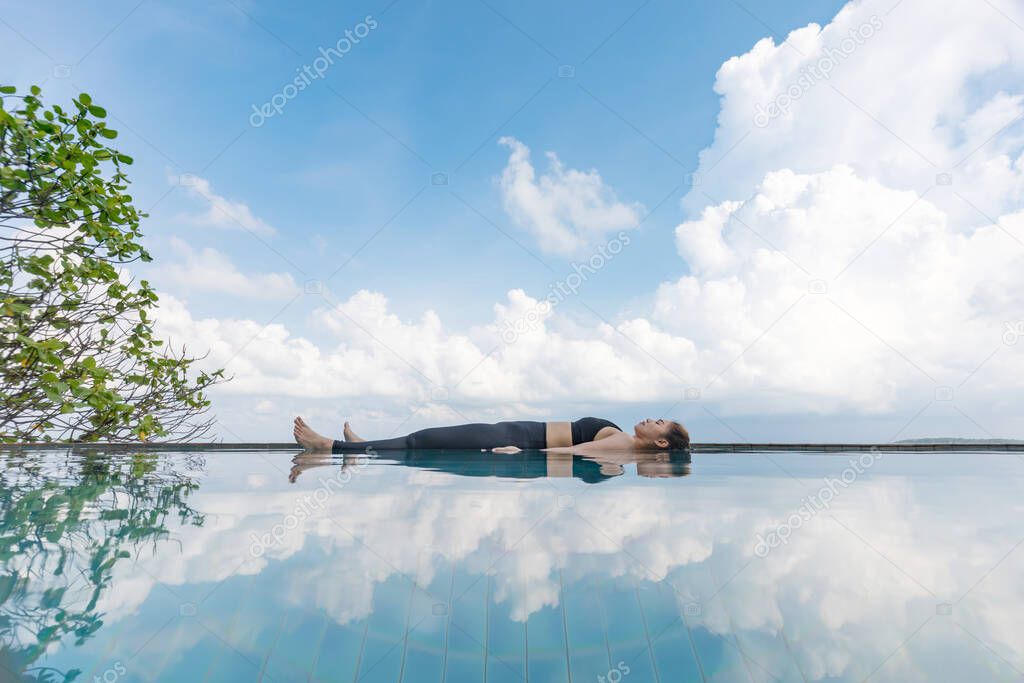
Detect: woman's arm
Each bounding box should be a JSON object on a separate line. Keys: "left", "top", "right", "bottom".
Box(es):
{"left": 542, "top": 432, "right": 634, "bottom": 455}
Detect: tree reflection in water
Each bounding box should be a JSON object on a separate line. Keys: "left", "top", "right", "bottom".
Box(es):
{"left": 0, "top": 450, "right": 206, "bottom": 682}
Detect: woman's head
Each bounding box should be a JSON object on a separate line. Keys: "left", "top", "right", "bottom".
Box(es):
{"left": 633, "top": 418, "right": 690, "bottom": 450}
{"left": 636, "top": 451, "right": 692, "bottom": 478}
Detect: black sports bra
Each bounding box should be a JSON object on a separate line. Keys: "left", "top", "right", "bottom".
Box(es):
{"left": 571, "top": 417, "right": 621, "bottom": 445}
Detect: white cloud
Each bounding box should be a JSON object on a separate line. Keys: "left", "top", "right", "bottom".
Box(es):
{"left": 663, "top": 166, "right": 1024, "bottom": 409}
{"left": 153, "top": 0, "right": 1024, "bottom": 436}
{"left": 685, "top": 0, "right": 1024, "bottom": 228}
{"left": 154, "top": 288, "right": 696, "bottom": 406}
{"left": 175, "top": 173, "right": 277, "bottom": 236}
{"left": 498, "top": 136, "right": 645, "bottom": 257}
{"left": 155, "top": 238, "right": 299, "bottom": 299}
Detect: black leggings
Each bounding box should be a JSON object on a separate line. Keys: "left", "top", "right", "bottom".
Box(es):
{"left": 332, "top": 420, "right": 547, "bottom": 453}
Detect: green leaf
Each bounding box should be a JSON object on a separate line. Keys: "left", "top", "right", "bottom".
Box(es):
{"left": 0, "top": 84, "right": 227, "bottom": 442}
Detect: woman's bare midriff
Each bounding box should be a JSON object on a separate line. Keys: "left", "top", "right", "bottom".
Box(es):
{"left": 545, "top": 421, "right": 572, "bottom": 448}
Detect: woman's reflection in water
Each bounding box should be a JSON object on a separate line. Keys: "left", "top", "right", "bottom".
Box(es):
{"left": 288, "top": 449, "right": 691, "bottom": 484}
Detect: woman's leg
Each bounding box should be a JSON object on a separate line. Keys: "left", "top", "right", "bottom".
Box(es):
{"left": 406, "top": 421, "right": 545, "bottom": 450}
{"left": 297, "top": 418, "right": 546, "bottom": 453}
{"left": 331, "top": 434, "right": 409, "bottom": 452}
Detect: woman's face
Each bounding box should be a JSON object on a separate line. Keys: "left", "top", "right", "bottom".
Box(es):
{"left": 633, "top": 418, "right": 672, "bottom": 446}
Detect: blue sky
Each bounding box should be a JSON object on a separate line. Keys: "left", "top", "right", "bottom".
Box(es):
{"left": 6, "top": 0, "right": 1024, "bottom": 441}
{"left": 5, "top": 0, "right": 842, "bottom": 324}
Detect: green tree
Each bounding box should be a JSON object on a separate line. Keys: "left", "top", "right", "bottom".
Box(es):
{"left": 0, "top": 85, "right": 224, "bottom": 443}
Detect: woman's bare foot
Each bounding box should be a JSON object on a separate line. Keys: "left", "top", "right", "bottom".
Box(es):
{"left": 289, "top": 454, "right": 330, "bottom": 482}
{"left": 293, "top": 417, "right": 334, "bottom": 452}
{"left": 343, "top": 421, "right": 365, "bottom": 442}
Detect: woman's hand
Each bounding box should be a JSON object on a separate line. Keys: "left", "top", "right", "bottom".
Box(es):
{"left": 491, "top": 446, "right": 522, "bottom": 454}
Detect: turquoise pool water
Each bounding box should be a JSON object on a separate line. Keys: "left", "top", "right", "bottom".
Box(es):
{"left": 1, "top": 448, "right": 1022, "bottom": 682}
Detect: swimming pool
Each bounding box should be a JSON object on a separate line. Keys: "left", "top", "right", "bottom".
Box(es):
{"left": 2, "top": 447, "right": 1021, "bottom": 682}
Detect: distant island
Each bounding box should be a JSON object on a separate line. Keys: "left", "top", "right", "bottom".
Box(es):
{"left": 897, "top": 438, "right": 1024, "bottom": 444}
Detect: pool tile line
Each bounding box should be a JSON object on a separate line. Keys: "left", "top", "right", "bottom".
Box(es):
{"left": 718, "top": 634, "right": 777, "bottom": 683}
{"left": 440, "top": 563, "right": 456, "bottom": 683}
{"left": 350, "top": 617, "right": 371, "bottom": 683}
{"left": 558, "top": 570, "right": 573, "bottom": 683}
{"left": 523, "top": 607, "right": 529, "bottom": 683}
{"left": 350, "top": 547, "right": 446, "bottom": 683}
{"left": 778, "top": 629, "right": 810, "bottom": 683}
{"left": 355, "top": 613, "right": 433, "bottom": 683}
{"left": 632, "top": 554, "right": 753, "bottom": 679}
{"left": 623, "top": 577, "right": 707, "bottom": 683}
{"left": 396, "top": 556, "right": 420, "bottom": 683}
{"left": 204, "top": 570, "right": 263, "bottom": 683}
{"left": 631, "top": 582, "right": 662, "bottom": 683}
{"left": 124, "top": 613, "right": 178, "bottom": 665}
{"left": 484, "top": 574, "right": 492, "bottom": 682}
{"left": 447, "top": 618, "right": 526, "bottom": 682}
{"left": 678, "top": 600, "right": 708, "bottom": 683}
{"left": 257, "top": 611, "right": 288, "bottom": 683}
{"left": 196, "top": 618, "right": 276, "bottom": 683}
{"left": 520, "top": 558, "right": 529, "bottom": 683}
{"left": 701, "top": 556, "right": 756, "bottom": 683}
{"left": 595, "top": 579, "right": 613, "bottom": 672}
{"left": 707, "top": 561, "right": 780, "bottom": 683}
{"left": 305, "top": 612, "right": 335, "bottom": 683}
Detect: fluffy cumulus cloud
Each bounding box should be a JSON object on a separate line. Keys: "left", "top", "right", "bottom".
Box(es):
{"left": 154, "top": 238, "right": 299, "bottom": 299}
{"left": 174, "top": 173, "right": 277, "bottom": 236}
{"left": 663, "top": 166, "right": 1024, "bottom": 411}
{"left": 498, "top": 136, "right": 645, "bottom": 257}
{"left": 686, "top": 0, "right": 1024, "bottom": 225}
{"left": 155, "top": 288, "right": 697, "bottom": 404}
{"left": 154, "top": 0, "right": 1024, "bottom": 434}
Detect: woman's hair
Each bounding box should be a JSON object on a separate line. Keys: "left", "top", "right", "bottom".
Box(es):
{"left": 666, "top": 421, "right": 690, "bottom": 450}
